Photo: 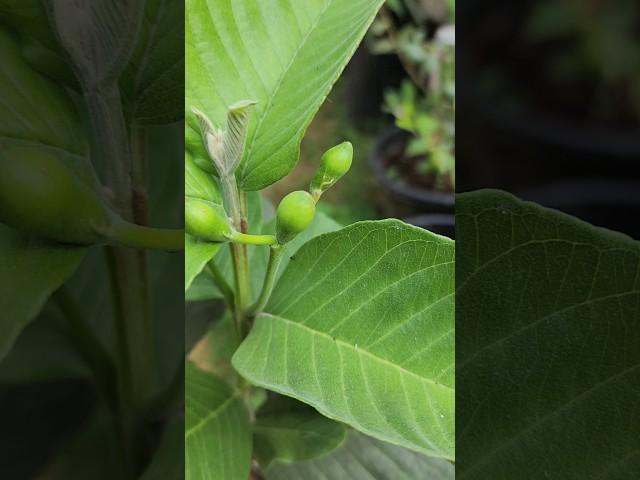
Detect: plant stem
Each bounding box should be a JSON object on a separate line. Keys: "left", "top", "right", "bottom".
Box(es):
{"left": 220, "top": 173, "right": 252, "bottom": 337}
{"left": 86, "top": 83, "right": 157, "bottom": 480}
{"left": 247, "top": 245, "right": 284, "bottom": 317}
{"left": 207, "top": 260, "right": 235, "bottom": 311}
{"left": 229, "top": 231, "right": 277, "bottom": 246}
{"left": 109, "top": 220, "right": 184, "bottom": 251}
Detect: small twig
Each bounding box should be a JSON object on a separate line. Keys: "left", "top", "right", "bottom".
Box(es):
{"left": 247, "top": 245, "right": 285, "bottom": 317}
{"left": 207, "top": 260, "right": 235, "bottom": 312}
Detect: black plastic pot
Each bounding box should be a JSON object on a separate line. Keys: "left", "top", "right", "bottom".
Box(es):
{"left": 371, "top": 128, "right": 454, "bottom": 215}
{"left": 403, "top": 213, "right": 455, "bottom": 239}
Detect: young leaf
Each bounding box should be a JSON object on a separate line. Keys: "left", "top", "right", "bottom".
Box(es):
{"left": 266, "top": 430, "right": 454, "bottom": 480}
{"left": 45, "top": 0, "right": 143, "bottom": 88}
{"left": 233, "top": 220, "right": 455, "bottom": 459}
{"left": 185, "top": 0, "right": 386, "bottom": 190}
{"left": 224, "top": 100, "right": 257, "bottom": 173}
{"left": 185, "top": 363, "right": 252, "bottom": 480}
{"left": 254, "top": 395, "right": 347, "bottom": 468}
{"left": 456, "top": 190, "right": 640, "bottom": 479}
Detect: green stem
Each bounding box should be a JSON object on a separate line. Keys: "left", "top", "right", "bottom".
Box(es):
{"left": 109, "top": 220, "right": 184, "bottom": 251}
{"left": 220, "top": 173, "right": 252, "bottom": 337}
{"left": 247, "top": 245, "right": 285, "bottom": 317}
{"left": 207, "top": 260, "right": 235, "bottom": 311}
{"left": 229, "top": 231, "right": 277, "bottom": 246}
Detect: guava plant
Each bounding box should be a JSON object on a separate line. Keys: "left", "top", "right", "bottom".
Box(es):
{"left": 0, "top": 1, "right": 183, "bottom": 478}
{"left": 184, "top": 1, "right": 455, "bottom": 479}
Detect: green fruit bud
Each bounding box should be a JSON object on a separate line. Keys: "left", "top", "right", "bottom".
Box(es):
{"left": 310, "top": 141, "right": 353, "bottom": 198}
{"left": 185, "top": 197, "right": 232, "bottom": 242}
{"left": 0, "top": 144, "right": 114, "bottom": 244}
{"left": 276, "top": 191, "right": 315, "bottom": 244}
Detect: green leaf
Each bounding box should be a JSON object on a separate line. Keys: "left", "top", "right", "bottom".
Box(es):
{"left": 185, "top": 0, "right": 385, "bottom": 190}
{"left": 233, "top": 220, "right": 455, "bottom": 459}
{"left": 141, "top": 417, "right": 184, "bottom": 480}
{"left": 0, "top": 27, "right": 84, "bottom": 153}
{"left": 266, "top": 430, "right": 454, "bottom": 480}
{"left": 456, "top": 190, "right": 640, "bottom": 479}
{"left": 185, "top": 363, "right": 252, "bottom": 480}
{"left": 185, "top": 235, "right": 221, "bottom": 292}
{"left": 254, "top": 395, "right": 347, "bottom": 468}
{"left": 121, "top": 0, "right": 184, "bottom": 124}
{"left": 0, "top": 28, "right": 89, "bottom": 365}
{"left": 0, "top": 225, "right": 84, "bottom": 363}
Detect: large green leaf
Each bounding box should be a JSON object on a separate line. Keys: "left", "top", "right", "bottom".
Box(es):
{"left": 0, "top": 226, "right": 84, "bottom": 362}
{"left": 456, "top": 190, "right": 640, "bottom": 479}
{"left": 254, "top": 395, "right": 347, "bottom": 468}
{"left": 233, "top": 220, "right": 455, "bottom": 459}
{"left": 185, "top": 363, "right": 252, "bottom": 480}
{"left": 266, "top": 430, "right": 454, "bottom": 480}
{"left": 0, "top": 28, "right": 88, "bottom": 363}
{"left": 0, "top": 27, "right": 84, "bottom": 153}
{"left": 185, "top": 0, "right": 385, "bottom": 190}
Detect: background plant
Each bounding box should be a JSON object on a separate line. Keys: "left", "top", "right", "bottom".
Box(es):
{"left": 184, "top": 1, "right": 455, "bottom": 479}
{"left": 371, "top": 0, "right": 455, "bottom": 189}
{"left": 0, "top": 1, "right": 184, "bottom": 478}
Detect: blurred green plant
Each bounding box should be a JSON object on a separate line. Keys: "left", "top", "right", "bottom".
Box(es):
{"left": 371, "top": 0, "right": 455, "bottom": 190}
{"left": 523, "top": 0, "right": 640, "bottom": 118}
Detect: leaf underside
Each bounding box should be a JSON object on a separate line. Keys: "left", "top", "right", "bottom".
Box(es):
{"left": 185, "top": 363, "right": 252, "bottom": 480}
{"left": 185, "top": 0, "right": 386, "bottom": 190}
{"left": 456, "top": 190, "right": 640, "bottom": 480}
{"left": 233, "top": 220, "right": 455, "bottom": 459}
{"left": 266, "top": 430, "right": 454, "bottom": 480}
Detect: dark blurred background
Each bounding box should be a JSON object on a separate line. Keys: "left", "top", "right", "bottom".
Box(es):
{"left": 457, "top": 0, "right": 640, "bottom": 239}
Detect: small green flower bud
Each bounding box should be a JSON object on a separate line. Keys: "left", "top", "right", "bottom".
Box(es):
{"left": 276, "top": 191, "right": 316, "bottom": 244}
{"left": 310, "top": 141, "right": 353, "bottom": 198}
{"left": 185, "top": 197, "right": 232, "bottom": 242}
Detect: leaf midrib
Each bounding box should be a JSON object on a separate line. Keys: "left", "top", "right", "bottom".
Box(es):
{"left": 185, "top": 392, "right": 238, "bottom": 439}
{"left": 240, "top": 0, "right": 335, "bottom": 181}
{"left": 260, "top": 313, "right": 454, "bottom": 394}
